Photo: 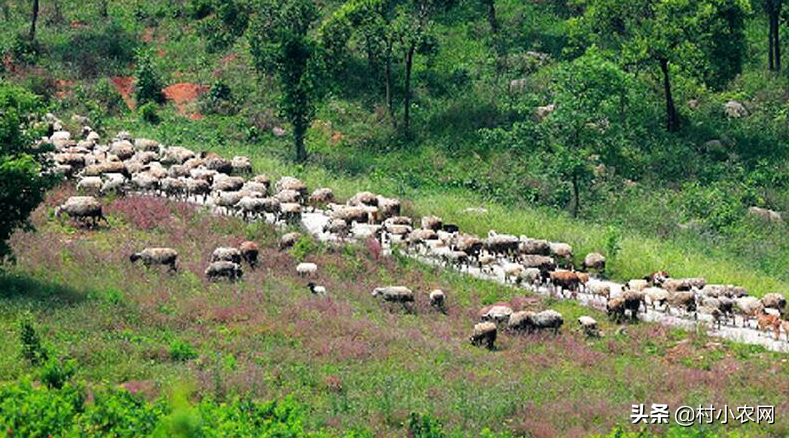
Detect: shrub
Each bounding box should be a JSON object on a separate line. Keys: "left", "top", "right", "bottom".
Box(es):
{"left": 38, "top": 358, "right": 77, "bottom": 389}
{"left": 54, "top": 20, "right": 137, "bottom": 77}
{"left": 0, "top": 82, "right": 58, "bottom": 262}
{"left": 139, "top": 102, "right": 161, "bottom": 124}
{"left": 291, "top": 236, "right": 319, "bottom": 262}
{"left": 407, "top": 412, "right": 446, "bottom": 438}
{"left": 18, "top": 312, "right": 48, "bottom": 366}
{"left": 200, "top": 79, "right": 237, "bottom": 115}
{"left": 168, "top": 339, "right": 198, "bottom": 362}
{"left": 134, "top": 50, "right": 165, "bottom": 106}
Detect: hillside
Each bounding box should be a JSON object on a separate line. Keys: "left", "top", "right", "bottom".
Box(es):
{"left": 2, "top": 0, "right": 789, "bottom": 436}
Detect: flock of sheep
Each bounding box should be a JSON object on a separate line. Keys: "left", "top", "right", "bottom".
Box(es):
{"left": 43, "top": 113, "right": 789, "bottom": 351}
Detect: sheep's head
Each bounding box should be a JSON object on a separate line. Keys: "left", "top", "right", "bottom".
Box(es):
{"left": 129, "top": 253, "right": 140, "bottom": 262}
{"left": 53, "top": 206, "right": 62, "bottom": 218}
{"left": 371, "top": 288, "right": 382, "bottom": 297}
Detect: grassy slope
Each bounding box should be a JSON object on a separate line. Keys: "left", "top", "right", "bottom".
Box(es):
{"left": 2, "top": 186, "right": 788, "bottom": 438}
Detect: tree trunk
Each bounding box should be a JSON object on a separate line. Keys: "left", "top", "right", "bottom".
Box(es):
{"left": 29, "top": 0, "right": 39, "bottom": 41}
{"left": 767, "top": 0, "right": 782, "bottom": 71}
{"left": 774, "top": 3, "right": 781, "bottom": 71}
{"left": 485, "top": 0, "right": 497, "bottom": 33}
{"left": 385, "top": 41, "right": 396, "bottom": 129}
{"left": 100, "top": 0, "right": 108, "bottom": 18}
{"left": 571, "top": 174, "right": 580, "bottom": 218}
{"left": 769, "top": 2, "right": 775, "bottom": 70}
{"left": 403, "top": 42, "right": 415, "bottom": 132}
{"left": 659, "top": 58, "right": 679, "bottom": 132}
{"left": 294, "top": 123, "right": 307, "bottom": 163}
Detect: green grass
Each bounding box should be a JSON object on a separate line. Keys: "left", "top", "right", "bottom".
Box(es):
{"left": 2, "top": 185, "right": 788, "bottom": 437}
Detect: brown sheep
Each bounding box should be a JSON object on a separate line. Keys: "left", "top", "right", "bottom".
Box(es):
{"left": 239, "top": 241, "right": 260, "bottom": 268}
{"left": 470, "top": 322, "right": 497, "bottom": 350}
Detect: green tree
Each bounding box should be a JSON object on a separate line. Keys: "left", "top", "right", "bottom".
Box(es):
{"left": 541, "top": 47, "right": 632, "bottom": 216}
{"left": 570, "top": 0, "right": 750, "bottom": 132}
{"left": 249, "top": 0, "right": 326, "bottom": 162}
{"left": 0, "top": 82, "right": 57, "bottom": 262}
{"left": 133, "top": 49, "right": 165, "bottom": 106}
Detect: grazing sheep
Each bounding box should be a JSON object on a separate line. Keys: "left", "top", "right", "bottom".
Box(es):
{"left": 308, "top": 188, "right": 334, "bottom": 209}
{"left": 276, "top": 189, "right": 302, "bottom": 204}
{"left": 644, "top": 270, "right": 670, "bottom": 286}
{"left": 280, "top": 203, "right": 302, "bottom": 223}
{"left": 190, "top": 168, "right": 216, "bottom": 182}
{"left": 440, "top": 250, "right": 469, "bottom": 270}
{"left": 377, "top": 196, "right": 401, "bottom": 219}
{"left": 502, "top": 263, "right": 525, "bottom": 284}
{"left": 237, "top": 196, "right": 275, "bottom": 221}
{"left": 211, "top": 247, "right": 242, "bottom": 264}
{"left": 549, "top": 242, "right": 573, "bottom": 266}
{"left": 607, "top": 297, "right": 627, "bottom": 323}
{"left": 134, "top": 138, "right": 160, "bottom": 152}
{"left": 478, "top": 254, "right": 496, "bottom": 274}
{"left": 231, "top": 156, "right": 253, "bottom": 175}
{"left": 160, "top": 177, "right": 187, "bottom": 199}
{"left": 586, "top": 279, "right": 615, "bottom": 300}
{"left": 204, "top": 155, "right": 233, "bottom": 174}
{"left": 307, "top": 282, "right": 327, "bottom": 296}
{"left": 644, "top": 287, "right": 669, "bottom": 310}
{"left": 408, "top": 228, "right": 438, "bottom": 245}
{"left": 507, "top": 311, "right": 535, "bottom": 332}
{"left": 242, "top": 181, "right": 269, "bottom": 197}
{"left": 453, "top": 233, "right": 483, "bottom": 260}
{"left": 100, "top": 173, "right": 127, "bottom": 195}
{"left": 251, "top": 174, "right": 272, "bottom": 189}
{"left": 484, "top": 231, "right": 519, "bottom": 257}
{"left": 279, "top": 232, "right": 302, "bottom": 250}
{"left": 324, "top": 218, "right": 351, "bottom": 236}
{"left": 205, "top": 261, "right": 243, "bottom": 281}
{"left": 131, "top": 172, "right": 160, "bottom": 193}
{"left": 330, "top": 205, "right": 371, "bottom": 224}
{"left": 429, "top": 289, "right": 446, "bottom": 312}
{"left": 371, "top": 286, "right": 415, "bottom": 310}
{"left": 583, "top": 252, "right": 606, "bottom": 272}
{"left": 666, "top": 291, "right": 697, "bottom": 317}
{"left": 185, "top": 178, "right": 211, "bottom": 201}
{"left": 532, "top": 310, "right": 564, "bottom": 334}
{"left": 735, "top": 296, "right": 764, "bottom": 326}
{"left": 239, "top": 241, "right": 260, "bottom": 268}
{"left": 296, "top": 262, "right": 318, "bottom": 277}
{"left": 348, "top": 191, "right": 378, "bottom": 207}
{"left": 622, "top": 290, "right": 645, "bottom": 320}
{"left": 519, "top": 267, "right": 542, "bottom": 286}
{"left": 442, "top": 223, "right": 460, "bottom": 233}
{"left": 756, "top": 310, "right": 781, "bottom": 339}
{"left": 664, "top": 278, "right": 706, "bottom": 292}
{"left": 109, "top": 141, "right": 135, "bottom": 160}
{"left": 549, "top": 270, "right": 583, "bottom": 295}
{"left": 275, "top": 177, "right": 308, "bottom": 196}
{"left": 470, "top": 322, "right": 497, "bottom": 350}
{"left": 481, "top": 305, "right": 514, "bottom": 324}
{"left": 212, "top": 175, "right": 245, "bottom": 192}
{"left": 54, "top": 196, "right": 107, "bottom": 227}
{"left": 762, "top": 293, "right": 786, "bottom": 311}
{"left": 421, "top": 215, "right": 443, "bottom": 231}
{"left": 76, "top": 176, "right": 103, "bottom": 193}
{"left": 130, "top": 248, "right": 178, "bottom": 272}
{"left": 625, "top": 279, "right": 649, "bottom": 293}
{"left": 578, "top": 316, "right": 599, "bottom": 337}
{"left": 519, "top": 237, "right": 551, "bottom": 255}
{"left": 519, "top": 255, "right": 557, "bottom": 272}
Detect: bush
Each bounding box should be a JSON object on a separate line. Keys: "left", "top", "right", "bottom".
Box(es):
{"left": 139, "top": 102, "right": 161, "bottom": 124}
{"left": 168, "top": 339, "right": 198, "bottom": 362}
{"left": 18, "top": 312, "right": 48, "bottom": 366}
{"left": 38, "top": 358, "right": 77, "bottom": 389}
{"left": 407, "top": 413, "right": 446, "bottom": 438}
{"left": 134, "top": 50, "right": 165, "bottom": 106}
{"left": 0, "top": 380, "right": 365, "bottom": 437}
{"left": 200, "top": 79, "right": 237, "bottom": 115}
{"left": 0, "top": 82, "right": 57, "bottom": 262}
{"left": 53, "top": 20, "right": 137, "bottom": 77}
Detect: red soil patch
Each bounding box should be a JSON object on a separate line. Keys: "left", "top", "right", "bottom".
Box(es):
{"left": 55, "top": 79, "right": 75, "bottom": 99}
{"left": 142, "top": 28, "right": 154, "bottom": 43}
{"left": 163, "top": 82, "right": 209, "bottom": 119}
{"left": 111, "top": 76, "right": 136, "bottom": 110}
{"left": 70, "top": 20, "right": 88, "bottom": 29}
{"left": 221, "top": 53, "right": 239, "bottom": 65}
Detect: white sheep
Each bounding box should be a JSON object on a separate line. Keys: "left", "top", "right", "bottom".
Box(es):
{"left": 577, "top": 316, "right": 599, "bottom": 337}
{"left": 205, "top": 261, "right": 242, "bottom": 281}
{"left": 76, "top": 176, "right": 102, "bottom": 193}
{"left": 211, "top": 247, "right": 242, "bottom": 264}
{"left": 429, "top": 289, "right": 446, "bottom": 312}
{"left": 54, "top": 196, "right": 107, "bottom": 227}
{"left": 130, "top": 248, "right": 178, "bottom": 272}
{"left": 296, "top": 262, "right": 318, "bottom": 277}
{"left": 307, "top": 282, "right": 327, "bottom": 296}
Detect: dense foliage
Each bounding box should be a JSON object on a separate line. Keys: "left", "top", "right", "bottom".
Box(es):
{"left": 0, "top": 81, "right": 55, "bottom": 262}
